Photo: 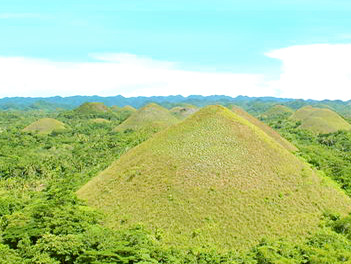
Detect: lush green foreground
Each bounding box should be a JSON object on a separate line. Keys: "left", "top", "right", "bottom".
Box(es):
{"left": 2, "top": 104, "right": 351, "bottom": 263}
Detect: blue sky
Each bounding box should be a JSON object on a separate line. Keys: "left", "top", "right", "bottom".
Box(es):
{"left": 1, "top": 0, "right": 351, "bottom": 99}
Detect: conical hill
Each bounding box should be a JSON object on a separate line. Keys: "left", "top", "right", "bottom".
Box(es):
{"left": 111, "top": 105, "right": 137, "bottom": 119}
{"left": 23, "top": 118, "right": 67, "bottom": 135}
{"left": 231, "top": 105, "right": 297, "bottom": 152}
{"left": 75, "top": 102, "right": 110, "bottom": 114}
{"left": 114, "top": 103, "right": 178, "bottom": 132}
{"left": 261, "top": 104, "right": 294, "bottom": 119}
{"left": 170, "top": 105, "right": 198, "bottom": 119}
{"left": 78, "top": 105, "right": 351, "bottom": 250}
{"left": 291, "top": 106, "right": 351, "bottom": 134}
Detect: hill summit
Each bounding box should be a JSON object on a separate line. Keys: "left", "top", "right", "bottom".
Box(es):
{"left": 74, "top": 102, "right": 110, "bottom": 114}
{"left": 78, "top": 105, "right": 350, "bottom": 250}
{"left": 291, "top": 106, "right": 351, "bottom": 134}
{"left": 23, "top": 118, "right": 67, "bottom": 135}
{"left": 114, "top": 103, "right": 178, "bottom": 132}
{"left": 170, "top": 105, "right": 198, "bottom": 119}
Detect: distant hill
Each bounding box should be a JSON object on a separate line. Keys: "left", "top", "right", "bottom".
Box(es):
{"left": 261, "top": 104, "right": 294, "bottom": 119}
{"left": 74, "top": 102, "right": 110, "bottom": 114}
{"left": 170, "top": 105, "right": 198, "bottom": 119}
{"left": 111, "top": 105, "right": 137, "bottom": 120}
{"left": 291, "top": 106, "right": 351, "bottom": 134}
{"left": 78, "top": 105, "right": 351, "bottom": 250}
{"left": 231, "top": 105, "right": 297, "bottom": 152}
{"left": 1, "top": 95, "right": 351, "bottom": 117}
{"left": 23, "top": 118, "right": 67, "bottom": 135}
{"left": 114, "top": 103, "right": 178, "bottom": 132}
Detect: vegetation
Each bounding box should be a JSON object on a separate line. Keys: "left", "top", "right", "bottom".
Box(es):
{"left": 231, "top": 105, "right": 297, "bottom": 152}
{"left": 22, "top": 118, "right": 67, "bottom": 135}
{"left": 2, "top": 101, "right": 351, "bottom": 262}
{"left": 170, "top": 105, "right": 198, "bottom": 119}
{"left": 291, "top": 106, "right": 351, "bottom": 134}
{"left": 260, "top": 104, "right": 294, "bottom": 120}
{"left": 79, "top": 105, "right": 350, "bottom": 250}
{"left": 114, "top": 103, "right": 179, "bottom": 133}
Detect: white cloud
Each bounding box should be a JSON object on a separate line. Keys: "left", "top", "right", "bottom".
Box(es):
{"left": 1, "top": 44, "right": 351, "bottom": 99}
{"left": 266, "top": 44, "right": 351, "bottom": 100}
{"left": 0, "top": 54, "right": 268, "bottom": 98}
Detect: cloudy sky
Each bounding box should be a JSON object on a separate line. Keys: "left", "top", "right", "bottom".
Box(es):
{"left": 1, "top": 0, "right": 351, "bottom": 100}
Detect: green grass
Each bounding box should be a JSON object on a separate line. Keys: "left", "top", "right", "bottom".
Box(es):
{"left": 291, "top": 106, "right": 351, "bottom": 134}
{"left": 78, "top": 105, "right": 351, "bottom": 250}
{"left": 261, "top": 105, "right": 294, "bottom": 119}
{"left": 114, "top": 103, "right": 179, "bottom": 132}
{"left": 231, "top": 105, "right": 297, "bottom": 152}
{"left": 170, "top": 105, "right": 198, "bottom": 120}
{"left": 111, "top": 105, "right": 137, "bottom": 114}
{"left": 22, "top": 118, "right": 67, "bottom": 135}
{"left": 74, "top": 102, "right": 110, "bottom": 114}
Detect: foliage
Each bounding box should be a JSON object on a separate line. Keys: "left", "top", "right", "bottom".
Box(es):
{"left": 2, "top": 103, "right": 351, "bottom": 262}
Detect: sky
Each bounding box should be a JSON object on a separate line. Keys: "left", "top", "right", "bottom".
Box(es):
{"left": 1, "top": 0, "right": 351, "bottom": 100}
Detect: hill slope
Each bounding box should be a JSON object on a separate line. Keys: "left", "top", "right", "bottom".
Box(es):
{"left": 23, "top": 118, "right": 67, "bottom": 134}
{"left": 291, "top": 106, "right": 351, "bottom": 134}
{"left": 231, "top": 105, "right": 297, "bottom": 152}
{"left": 78, "top": 105, "right": 351, "bottom": 250}
{"left": 114, "top": 103, "right": 178, "bottom": 132}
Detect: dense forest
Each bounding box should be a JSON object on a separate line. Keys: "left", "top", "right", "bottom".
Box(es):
{"left": 2, "top": 101, "right": 351, "bottom": 263}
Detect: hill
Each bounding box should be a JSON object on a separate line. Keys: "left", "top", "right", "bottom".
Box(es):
{"left": 78, "top": 105, "right": 351, "bottom": 250}
{"left": 170, "top": 105, "right": 198, "bottom": 119}
{"left": 291, "top": 106, "right": 351, "bottom": 134}
{"left": 74, "top": 102, "right": 110, "bottom": 114}
{"left": 111, "top": 105, "right": 137, "bottom": 120}
{"left": 261, "top": 105, "right": 294, "bottom": 119}
{"left": 231, "top": 105, "right": 297, "bottom": 152}
{"left": 22, "top": 118, "right": 67, "bottom": 135}
{"left": 114, "top": 103, "right": 178, "bottom": 132}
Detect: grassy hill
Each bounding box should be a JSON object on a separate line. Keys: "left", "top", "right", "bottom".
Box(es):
{"left": 261, "top": 104, "right": 294, "bottom": 119}
{"left": 111, "top": 105, "right": 137, "bottom": 120}
{"left": 170, "top": 105, "right": 198, "bottom": 119}
{"left": 291, "top": 106, "right": 351, "bottom": 134}
{"left": 74, "top": 102, "right": 110, "bottom": 114}
{"left": 78, "top": 105, "right": 351, "bottom": 250}
{"left": 114, "top": 103, "right": 178, "bottom": 132}
{"left": 231, "top": 105, "right": 297, "bottom": 152}
{"left": 23, "top": 118, "right": 67, "bottom": 135}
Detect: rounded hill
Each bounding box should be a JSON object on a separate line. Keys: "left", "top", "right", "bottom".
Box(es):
{"left": 114, "top": 103, "right": 178, "bottom": 132}
{"left": 170, "top": 105, "right": 198, "bottom": 119}
{"left": 74, "top": 102, "right": 110, "bottom": 114}
{"left": 78, "top": 105, "right": 351, "bottom": 250}
{"left": 261, "top": 105, "right": 294, "bottom": 119}
{"left": 23, "top": 118, "right": 67, "bottom": 135}
{"left": 111, "top": 105, "right": 137, "bottom": 120}
{"left": 291, "top": 106, "right": 351, "bottom": 134}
